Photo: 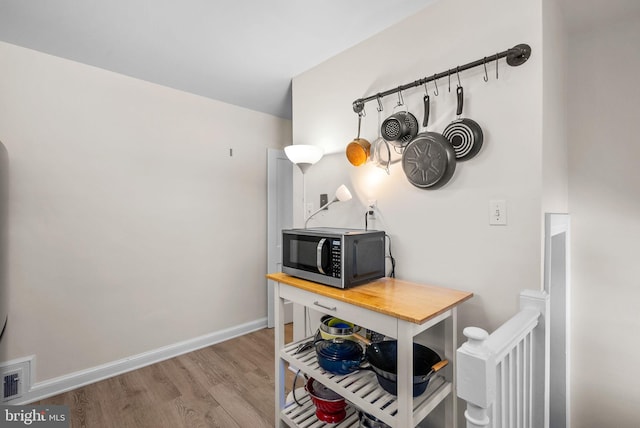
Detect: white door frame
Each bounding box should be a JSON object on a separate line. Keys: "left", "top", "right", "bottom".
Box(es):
{"left": 544, "top": 212, "right": 571, "bottom": 428}
{"left": 267, "top": 149, "right": 293, "bottom": 328}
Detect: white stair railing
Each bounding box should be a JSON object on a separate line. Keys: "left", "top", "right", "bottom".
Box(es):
{"left": 457, "top": 290, "right": 549, "bottom": 428}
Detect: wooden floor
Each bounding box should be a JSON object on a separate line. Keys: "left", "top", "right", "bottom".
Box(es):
{"left": 35, "top": 326, "right": 295, "bottom": 428}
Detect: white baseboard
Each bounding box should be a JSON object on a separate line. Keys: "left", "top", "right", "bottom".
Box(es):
{"left": 12, "top": 317, "right": 267, "bottom": 404}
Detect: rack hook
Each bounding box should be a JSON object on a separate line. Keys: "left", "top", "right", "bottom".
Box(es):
{"left": 423, "top": 80, "right": 429, "bottom": 95}
{"left": 483, "top": 57, "right": 489, "bottom": 82}
{"left": 495, "top": 53, "right": 499, "bottom": 79}
{"left": 356, "top": 111, "right": 363, "bottom": 138}
{"left": 456, "top": 66, "right": 461, "bottom": 88}
{"left": 433, "top": 74, "right": 439, "bottom": 96}
{"left": 396, "top": 88, "right": 404, "bottom": 107}
{"left": 376, "top": 95, "right": 383, "bottom": 112}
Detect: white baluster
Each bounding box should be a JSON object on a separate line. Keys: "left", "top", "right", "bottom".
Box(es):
{"left": 457, "top": 290, "right": 549, "bottom": 428}
{"left": 458, "top": 327, "right": 493, "bottom": 428}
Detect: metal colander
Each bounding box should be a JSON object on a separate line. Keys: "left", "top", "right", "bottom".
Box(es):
{"left": 383, "top": 120, "right": 401, "bottom": 139}
{"left": 381, "top": 111, "right": 418, "bottom": 148}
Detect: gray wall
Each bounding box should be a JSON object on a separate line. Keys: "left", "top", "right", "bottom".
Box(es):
{"left": 567, "top": 11, "right": 640, "bottom": 427}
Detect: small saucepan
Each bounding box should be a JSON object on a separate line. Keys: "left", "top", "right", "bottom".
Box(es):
{"left": 346, "top": 112, "right": 371, "bottom": 166}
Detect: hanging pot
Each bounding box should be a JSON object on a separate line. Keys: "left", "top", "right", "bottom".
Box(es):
{"left": 370, "top": 136, "right": 392, "bottom": 173}
{"left": 442, "top": 86, "right": 484, "bottom": 161}
{"left": 346, "top": 112, "right": 371, "bottom": 166}
{"left": 401, "top": 93, "right": 456, "bottom": 189}
{"left": 346, "top": 138, "right": 371, "bottom": 166}
{"left": 371, "top": 101, "right": 401, "bottom": 173}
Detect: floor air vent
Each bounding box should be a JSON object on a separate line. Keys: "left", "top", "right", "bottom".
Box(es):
{"left": 1, "top": 358, "right": 31, "bottom": 402}
{"left": 3, "top": 371, "right": 20, "bottom": 400}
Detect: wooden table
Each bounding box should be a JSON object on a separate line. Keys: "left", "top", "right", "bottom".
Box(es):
{"left": 268, "top": 273, "right": 473, "bottom": 428}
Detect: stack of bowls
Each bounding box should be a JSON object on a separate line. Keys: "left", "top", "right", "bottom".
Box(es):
{"left": 319, "top": 316, "right": 358, "bottom": 340}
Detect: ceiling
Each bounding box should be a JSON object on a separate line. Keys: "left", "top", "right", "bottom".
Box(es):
{"left": 1, "top": 1, "right": 638, "bottom": 119}
{"left": 0, "top": 0, "right": 437, "bottom": 119}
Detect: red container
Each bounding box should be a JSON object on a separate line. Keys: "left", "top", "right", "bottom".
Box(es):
{"left": 305, "top": 378, "right": 346, "bottom": 423}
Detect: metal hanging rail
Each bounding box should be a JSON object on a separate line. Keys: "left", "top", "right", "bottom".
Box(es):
{"left": 352, "top": 43, "right": 531, "bottom": 114}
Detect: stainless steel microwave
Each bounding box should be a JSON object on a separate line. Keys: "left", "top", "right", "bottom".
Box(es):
{"left": 282, "top": 228, "right": 385, "bottom": 288}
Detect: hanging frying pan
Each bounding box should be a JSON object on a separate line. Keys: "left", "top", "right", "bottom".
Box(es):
{"left": 401, "top": 94, "right": 456, "bottom": 189}
{"left": 442, "top": 86, "right": 484, "bottom": 161}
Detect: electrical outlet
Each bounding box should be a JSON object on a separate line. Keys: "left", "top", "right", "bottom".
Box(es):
{"left": 367, "top": 199, "right": 377, "bottom": 220}
{"left": 320, "top": 193, "right": 328, "bottom": 210}
{"left": 489, "top": 200, "right": 507, "bottom": 225}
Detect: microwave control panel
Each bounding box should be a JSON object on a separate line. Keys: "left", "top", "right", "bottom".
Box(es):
{"left": 330, "top": 239, "right": 341, "bottom": 278}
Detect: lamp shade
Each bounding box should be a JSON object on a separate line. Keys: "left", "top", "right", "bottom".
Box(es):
{"left": 334, "top": 184, "right": 352, "bottom": 202}
{"left": 284, "top": 145, "right": 323, "bottom": 174}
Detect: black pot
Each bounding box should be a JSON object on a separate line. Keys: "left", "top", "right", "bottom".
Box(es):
{"left": 365, "top": 341, "right": 445, "bottom": 396}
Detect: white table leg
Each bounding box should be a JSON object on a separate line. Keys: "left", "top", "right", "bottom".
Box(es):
{"left": 397, "top": 320, "right": 414, "bottom": 427}
{"left": 274, "top": 283, "right": 286, "bottom": 427}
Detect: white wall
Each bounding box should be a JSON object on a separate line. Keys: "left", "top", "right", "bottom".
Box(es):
{"left": 294, "top": 0, "right": 543, "bottom": 332}
{"left": 0, "top": 42, "right": 292, "bottom": 384}
{"left": 542, "top": 0, "right": 568, "bottom": 213}
{"left": 293, "top": 1, "right": 640, "bottom": 425}
{"left": 567, "top": 13, "right": 640, "bottom": 427}
{"left": 293, "top": 0, "right": 544, "bottom": 424}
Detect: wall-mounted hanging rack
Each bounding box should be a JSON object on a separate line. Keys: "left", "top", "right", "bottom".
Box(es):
{"left": 352, "top": 43, "right": 531, "bottom": 114}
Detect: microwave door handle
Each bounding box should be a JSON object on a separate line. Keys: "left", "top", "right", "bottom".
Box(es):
{"left": 316, "top": 238, "right": 327, "bottom": 274}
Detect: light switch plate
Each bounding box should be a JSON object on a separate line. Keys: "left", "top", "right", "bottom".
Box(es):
{"left": 489, "top": 200, "right": 507, "bottom": 225}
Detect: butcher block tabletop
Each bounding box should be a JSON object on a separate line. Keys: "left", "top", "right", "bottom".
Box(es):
{"left": 267, "top": 273, "right": 473, "bottom": 325}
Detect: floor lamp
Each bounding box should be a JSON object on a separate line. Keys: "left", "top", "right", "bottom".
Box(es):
{"left": 284, "top": 145, "right": 323, "bottom": 225}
